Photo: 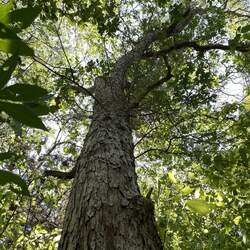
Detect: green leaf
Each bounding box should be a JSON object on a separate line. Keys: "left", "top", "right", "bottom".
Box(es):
{"left": 0, "top": 55, "right": 18, "bottom": 89}
{"left": 11, "top": 120, "right": 22, "bottom": 136}
{"left": 9, "top": 7, "right": 41, "bottom": 31}
{"left": 0, "top": 101, "right": 47, "bottom": 130}
{"left": 0, "top": 38, "right": 34, "bottom": 56}
{"left": 241, "top": 25, "right": 250, "bottom": 33}
{"left": 168, "top": 171, "right": 177, "bottom": 184}
{"left": 0, "top": 4, "right": 40, "bottom": 32}
{"left": 228, "top": 34, "right": 241, "bottom": 48}
{"left": 243, "top": 33, "right": 250, "bottom": 40}
{"left": 0, "top": 152, "right": 13, "bottom": 161}
{"left": 0, "top": 84, "right": 48, "bottom": 102}
{"left": 26, "top": 102, "right": 51, "bottom": 116}
{"left": 185, "top": 199, "right": 216, "bottom": 215}
{"left": 0, "top": 1, "right": 13, "bottom": 25}
{"left": 181, "top": 186, "right": 194, "bottom": 196}
{"left": 0, "top": 169, "right": 29, "bottom": 195}
{"left": 0, "top": 23, "right": 34, "bottom": 55}
{"left": 0, "top": 22, "right": 18, "bottom": 39}
{"left": 233, "top": 216, "right": 242, "bottom": 225}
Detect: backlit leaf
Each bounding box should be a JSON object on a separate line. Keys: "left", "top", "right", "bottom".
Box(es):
{"left": 0, "top": 1, "right": 13, "bottom": 25}
{"left": 0, "top": 101, "right": 47, "bottom": 130}
{"left": 0, "top": 84, "right": 48, "bottom": 101}
{"left": 0, "top": 55, "right": 18, "bottom": 89}
{"left": 9, "top": 7, "right": 41, "bottom": 31}
{"left": 0, "top": 38, "right": 34, "bottom": 56}
{"left": 168, "top": 171, "right": 177, "bottom": 184}
{"left": 186, "top": 199, "right": 216, "bottom": 215}
{"left": 0, "top": 169, "right": 29, "bottom": 196}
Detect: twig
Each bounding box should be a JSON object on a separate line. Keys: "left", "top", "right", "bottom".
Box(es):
{"left": 54, "top": 24, "right": 77, "bottom": 85}
{"left": 134, "top": 126, "right": 159, "bottom": 147}
{"left": 135, "top": 139, "right": 172, "bottom": 159}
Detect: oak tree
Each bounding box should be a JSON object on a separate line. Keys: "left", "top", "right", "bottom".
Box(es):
{"left": 0, "top": 0, "right": 249, "bottom": 249}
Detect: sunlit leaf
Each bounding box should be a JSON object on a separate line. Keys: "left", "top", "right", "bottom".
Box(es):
{"left": 181, "top": 186, "right": 194, "bottom": 196}
{"left": 233, "top": 216, "right": 242, "bottom": 225}
{"left": 243, "top": 95, "right": 250, "bottom": 110}
{"left": 185, "top": 199, "right": 216, "bottom": 215}
{"left": 187, "top": 171, "right": 195, "bottom": 180}
{"left": 0, "top": 0, "right": 13, "bottom": 25}
{"left": 168, "top": 171, "right": 177, "bottom": 184}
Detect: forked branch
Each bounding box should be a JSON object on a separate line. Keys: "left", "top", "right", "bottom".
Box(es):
{"left": 112, "top": 5, "right": 199, "bottom": 81}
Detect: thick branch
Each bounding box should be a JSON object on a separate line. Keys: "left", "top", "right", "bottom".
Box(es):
{"left": 143, "top": 41, "right": 250, "bottom": 58}
{"left": 112, "top": 6, "right": 198, "bottom": 80}
{"left": 44, "top": 167, "right": 76, "bottom": 180}
{"left": 71, "top": 85, "right": 95, "bottom": 95}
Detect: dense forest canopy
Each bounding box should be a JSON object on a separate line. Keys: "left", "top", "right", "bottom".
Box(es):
{"left": 0, "top": 0, "right": 249, "bottom": 249}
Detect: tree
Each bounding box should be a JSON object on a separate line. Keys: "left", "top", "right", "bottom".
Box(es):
{"left": 0, "top": 0, "right": 250, "bottom": 249}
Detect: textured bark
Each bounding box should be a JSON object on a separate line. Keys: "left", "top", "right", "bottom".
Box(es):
{"left": 59, "top": 77, "right": 162, "bottom": 249}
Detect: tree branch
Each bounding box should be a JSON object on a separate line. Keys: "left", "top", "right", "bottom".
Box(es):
{"left": 112, "top": 5, "right": 199, "bottom": 81}
{"left": 135, "top": 139, "right": 172, "bottom": 159}
{"left": 44, "top": 167, "right": 76, "bottom": 180}
{"left": 71, "top": 85, "right": 95, "bottom": 95}
{"left": 143, "top": 41, "right": 250, "bottom": 58}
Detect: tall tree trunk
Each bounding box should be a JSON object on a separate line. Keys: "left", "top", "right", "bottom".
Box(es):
{"left": 59, "top": 76, "right": 162, "bottom": 249}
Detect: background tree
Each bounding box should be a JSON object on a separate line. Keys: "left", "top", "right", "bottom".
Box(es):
{"left": 0, "top": 0, "right": 249, "bottom": 249}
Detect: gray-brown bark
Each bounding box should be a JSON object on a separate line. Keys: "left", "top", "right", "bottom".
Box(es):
{"left": 59, "top": 77, "right": 162, "bottom": 249}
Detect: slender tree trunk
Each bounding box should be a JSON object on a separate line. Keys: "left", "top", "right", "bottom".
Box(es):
{"left": 59, "top": 76, "right": 162, "bottom": 249}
